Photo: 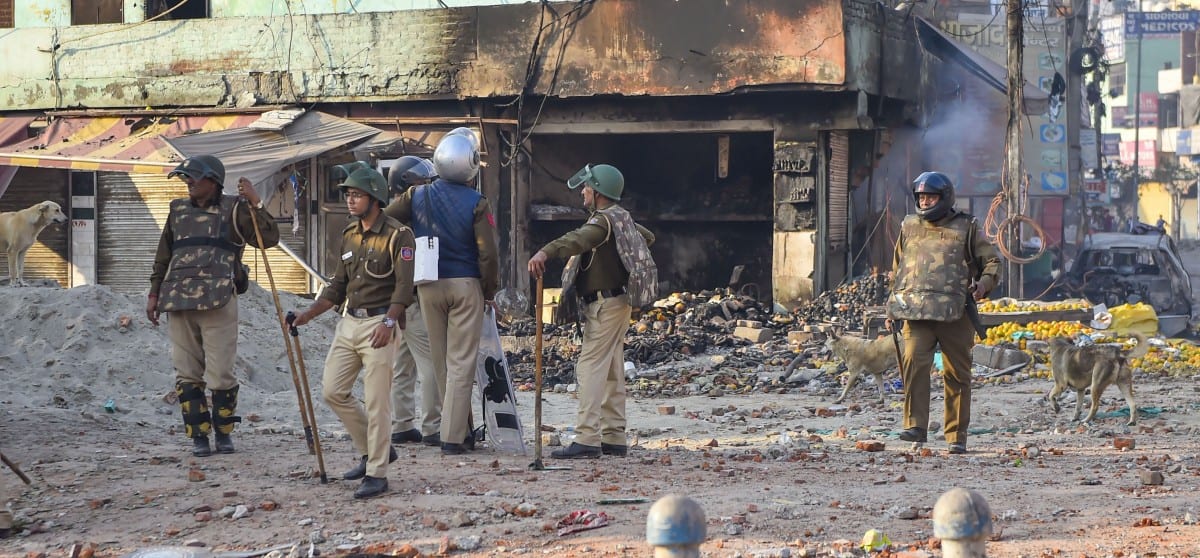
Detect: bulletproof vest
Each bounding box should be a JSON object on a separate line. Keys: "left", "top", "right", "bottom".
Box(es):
{"left": 158, "top": 195, "right": 243, "bottom": 312}
{"left": 412, "top": 179, "right": 483, "bottom": 280}
{"left": 886, "top": 212, "right": 974, "bottom": 322}
{"left": 597, "top": 205, "right": 657, "bottom": 309}
{"left": 560, "top": 205, "right": 657, "bottom": 309}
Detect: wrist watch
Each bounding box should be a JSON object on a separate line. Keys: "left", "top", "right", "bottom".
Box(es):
{"left": 382, "top": 317, "right": 397, "bottom": 328}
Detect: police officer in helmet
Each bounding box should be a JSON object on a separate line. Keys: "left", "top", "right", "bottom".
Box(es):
{"left": 292, "top": 164, "right": 416, "bottom": 499}
{"left": 887, "top": 171, "right": 999, "bottom": 455}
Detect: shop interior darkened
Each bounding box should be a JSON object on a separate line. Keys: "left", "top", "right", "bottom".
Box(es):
{"left": 527, "top": 132, "right": 774, "bottom": 298}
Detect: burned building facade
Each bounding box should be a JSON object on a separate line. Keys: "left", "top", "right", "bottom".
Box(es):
{"left": 0, "top": 0, "right": 923, "bottom": 306}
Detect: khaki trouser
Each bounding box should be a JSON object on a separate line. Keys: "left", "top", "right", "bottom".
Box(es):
{"left": 391, "top": 302, "right": 440, "bottom": 435}
{"left": 0, "top": 475, "right": 12, "bottom": 530}
{"left": 900, "top": 314, "right": 974, "bottom": 444}
{"left": 418, "top": 278, "right": 483, "bottom": 446}
{"left": 574, "top": 293, "right": 630, "bottom": 447}
{"left": 167, "top": 299, "right": 239, "bottom": 390}
{"left": 321, "top": 315, "right": 397, "bottom": 478}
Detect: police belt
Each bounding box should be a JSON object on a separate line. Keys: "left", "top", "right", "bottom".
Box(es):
{"left": 581, "top": 287, "right": 626, "bottom": 305}
{"left": 347, "top": 306, "right": 390, "bottom": 318}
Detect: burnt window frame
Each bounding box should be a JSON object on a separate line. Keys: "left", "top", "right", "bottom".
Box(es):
{"left": 146, "top": 0, "right": 210, "bottom": 21}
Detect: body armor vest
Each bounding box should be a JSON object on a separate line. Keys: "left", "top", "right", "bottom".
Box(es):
{"left": 560, "top": 205, "right": 657, "bottom": 308}
{"left": 412, "top": 179, "right": 483, "bottom": 280}
{"left": 158, "top": 195, "right": 243, "bottom": 312}
{"left": 887, "top": 212, "right": 974, "bottom": 322}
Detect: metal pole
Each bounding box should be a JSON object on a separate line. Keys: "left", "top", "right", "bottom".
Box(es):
{"left": 1005, "top": 0, "right": 1025, "bottom": 298}
{"left": 1132, "top": 1, "right": 1144, "bottom": 217}
{"left": 1068, "top": 0, "right": 1088, "bottom": 253}
{"left": 530, "top": 274, "right": 546, "bottom": 470}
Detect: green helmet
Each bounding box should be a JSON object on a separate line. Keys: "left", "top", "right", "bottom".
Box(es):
{"left": 567, "top": 163, "right": 624, "bottom": 201}
{"left": 338, "top": 167, "right": 389, "bottom": 204}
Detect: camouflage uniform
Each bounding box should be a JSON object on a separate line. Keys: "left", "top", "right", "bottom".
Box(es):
{"left": 888, "top": 211, "right": 999, "bottom": 446}
{"left": 150, "top": 194, "right": 278, "bottom": 445}
{"left": 542, "top": 205, "right": 655, "bottom": 450}
{"left": 319, "top": 215, "right": 415, "bottom": 479}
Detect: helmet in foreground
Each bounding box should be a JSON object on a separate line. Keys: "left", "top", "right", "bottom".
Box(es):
{"left": 169, "top": 155, "right": 226, "bottom": 187}
{"left": 387, "top": 156, "right": 436, "bottom": 194}
{"left": 338, "top": 167, "right": 389, "bottom": 204}
{"left": 912, "top": 171, "right": 955, "bottom": 222}
{"left": 433, "top": 134, "right": 480, "bottom": 184}
{"left": 567, "top": 163, "right": 624, "bottom": 201}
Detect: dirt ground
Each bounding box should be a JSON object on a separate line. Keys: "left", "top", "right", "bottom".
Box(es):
{"left": 2, "top": 267, "right": 1200, "bottom": 557}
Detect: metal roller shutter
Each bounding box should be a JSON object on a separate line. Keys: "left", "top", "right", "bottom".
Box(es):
{"left": 0, "top": 168, "right": 70, "bottom": 287}
{"left": 827, "top": 131, "right": 850, "bottom": 250}
{"left": 97, "top": 173, "right": 183, "bottom": 295}
{"left": 244, "top": 203, "right": 311, "bottom": 296}
{"left": 98, "top": 173, "right": 313, "bottom": 295}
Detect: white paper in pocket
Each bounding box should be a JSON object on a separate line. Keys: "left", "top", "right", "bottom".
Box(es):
{"left": 414, "top": 235, "right": 439, "bottom": 285}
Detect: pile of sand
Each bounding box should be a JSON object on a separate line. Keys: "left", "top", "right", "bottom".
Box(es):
{"left": 0, "top": 283, "right": 343, "bottom": 430}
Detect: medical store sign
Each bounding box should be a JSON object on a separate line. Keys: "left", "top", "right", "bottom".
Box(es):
{"left": 1124, "top": 11, "right": 1200, "bottom": 38}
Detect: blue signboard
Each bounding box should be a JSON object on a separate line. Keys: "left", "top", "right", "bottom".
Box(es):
{"left": 1124, "top": 11, "right": 1200, "bottom": 38}
{"left": 1179, "top": 129, "right": 1198, "bottom": 156}
{"left": 1102, "top": 133, "right": 1122, "bottom": 156}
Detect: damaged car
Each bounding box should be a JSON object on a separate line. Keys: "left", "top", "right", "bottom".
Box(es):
{"left": 1058, "top": 232, "right": 1192, "bottom": 336}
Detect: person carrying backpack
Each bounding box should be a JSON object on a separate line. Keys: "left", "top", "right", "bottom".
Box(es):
{"left": 527, "top": 163, "right": 655, "bottom": 459}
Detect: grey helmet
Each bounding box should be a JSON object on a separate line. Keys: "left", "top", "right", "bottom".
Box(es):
{"left": 169, "top": 155, "right": 226, "bottom": 188}
{"left": 433, "top": 134, "right": 480, "bottom": 184}
{"left": 445, "top": 127, "right": 480, "bottom": 152}
{"left": 387, "top": 156, "right": 436, "bottom": 194}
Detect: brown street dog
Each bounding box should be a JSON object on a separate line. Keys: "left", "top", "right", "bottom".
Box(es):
{"left": 1046, "top": 331, "right": 1148, "bottom": 425}
{"left": 825, "top": 329, "right": 899, "bottom": 404}
{"left": 0, "top": 201, "right": 69, "bottom": 286}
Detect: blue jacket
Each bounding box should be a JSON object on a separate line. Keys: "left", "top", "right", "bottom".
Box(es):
{"left": 412, "top": 179, "right": 483, "bottom": 280}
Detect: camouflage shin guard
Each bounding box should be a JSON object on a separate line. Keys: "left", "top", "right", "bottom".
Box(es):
{"left": 176, "top": 381, "right": 211, "bottom": 438}
{"left": 210, "top": 386, "right": 242, "bottom": 435}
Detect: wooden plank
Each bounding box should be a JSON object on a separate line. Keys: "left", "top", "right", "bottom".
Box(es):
{"left": 978, "top": 308, "right": 1092, "bottom": 326}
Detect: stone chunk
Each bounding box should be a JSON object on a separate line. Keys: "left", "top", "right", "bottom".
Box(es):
{"left": 734, "top": 327, "right": 773, "bottom": 343}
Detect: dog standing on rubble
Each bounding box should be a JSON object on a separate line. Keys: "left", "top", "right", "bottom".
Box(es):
{"left": 0, "top": 201, "right": 68, "bottom": 286}
{"left": 825, "top": 329, "right": 899, "bottom": 404}
{"left": 1046, "top": 331, "right": 1148, "bottom": 425}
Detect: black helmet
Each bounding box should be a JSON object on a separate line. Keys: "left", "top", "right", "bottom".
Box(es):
{"left": 387, "top": 156, "right": 436, "bottom": 194}
{"left": 169, "top": 155, "right": 226, "bottom": 187}
{"left": 912, "top": 171, "right": 955, "bottom": 222}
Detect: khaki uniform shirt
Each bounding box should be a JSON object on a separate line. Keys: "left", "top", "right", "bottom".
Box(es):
{"left": 541, "top": 207, "right": 655, "bottom": 295}
{"left": 150, "top": 196, "right": 279, "bottom": 296}
{"left": 318, "top": 214, "right": 416, "bottom": 310}
{"left": 384, "top": 189, "right": 500, "bottom": 300}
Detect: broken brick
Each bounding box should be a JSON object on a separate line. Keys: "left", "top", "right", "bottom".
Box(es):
{"left": 855, "top": 440, "right": 885, "bottom": 452}
{"left": 1113, "top": 437, "right": 1136, "bottom": 450}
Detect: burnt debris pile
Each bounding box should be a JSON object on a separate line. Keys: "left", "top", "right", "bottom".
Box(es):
{"left": 500, "top": 274, "right": 891, "bottom": 394}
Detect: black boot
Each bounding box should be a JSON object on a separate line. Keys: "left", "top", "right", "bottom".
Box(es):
{"left": 898, "top": 427, "right": 927, "bottom": 443}
{"left": 215, "top": 433, "right": 235, "bottom": 454}
{"left": 192, "top": 436, "right": 212, "bottom": 457}
{"left": 391, "top": 429, "right": 422, "bottom": 444}
{"left": 211, "top": 387, "right": 242, "bottom": 454}
{"left": 343, "top": 446, "right": 398, "bottom": 480}
{"left": 177, "top": 381, "right": 212, "bottom": 455}
{"left": 601, "top": 443, "right": 628, "bottom": 457}
{"left": 354, "top": 476, "right": 389, "bottom": 499}
{"left": 551, "top": 442, "right": 602, "bottom": 459}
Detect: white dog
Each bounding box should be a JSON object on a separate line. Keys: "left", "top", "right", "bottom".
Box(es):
{"left": 0, "top": 201, "right": 69, "bottom": 286}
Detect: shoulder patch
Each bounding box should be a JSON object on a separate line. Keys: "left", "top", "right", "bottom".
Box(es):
{"left": 400, "top": 247, "right": 414, "bottom": 261}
